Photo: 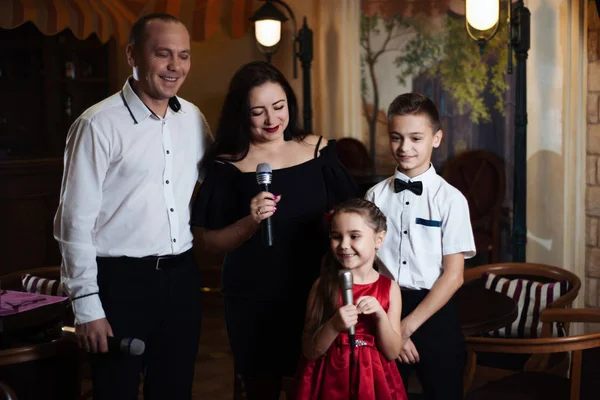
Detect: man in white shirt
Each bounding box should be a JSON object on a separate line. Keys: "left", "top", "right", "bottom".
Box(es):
{"left": 54, "top": 13, "right": 211, "bottom": 400}
{"left": 366, "top": 93, "right": 475, "bottom": 399}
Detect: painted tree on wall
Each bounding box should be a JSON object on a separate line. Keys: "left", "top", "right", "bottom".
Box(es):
{"left": 396, "top": 13, "right": 510, "bottom": 123}
{"left": 360, "top": 13, "right": 416, "bottom": 161}
{"left": 360, "top": 0, "right": 510, "bottom": 161}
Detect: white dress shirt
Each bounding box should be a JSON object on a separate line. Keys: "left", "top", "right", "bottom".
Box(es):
{"left": 365, "top": 165, "right": 476, "bottom": 290}
{"left": 54, "top": 78, "right": 212, "bottom": 324}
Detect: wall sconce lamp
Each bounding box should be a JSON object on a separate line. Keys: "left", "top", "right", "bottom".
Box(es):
{"left": 466, "top": 0, "right": 531, "bottom": 262}
{"left": 250, "top": 0, "right": 314, "bottom": 133}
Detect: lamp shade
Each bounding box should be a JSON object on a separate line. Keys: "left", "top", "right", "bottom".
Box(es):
{"left": 255, "top": 20, "right": 282, "bottom": 47}
{"left": 466, "top": 0, "right": 500, "bottom": 31}
{"left": 250, "top": 0, "right": 288, "bottom": 48}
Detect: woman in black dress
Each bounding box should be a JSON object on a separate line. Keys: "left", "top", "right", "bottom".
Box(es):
{"left": 192, "top": 61, "right": 357, "bottom": 399}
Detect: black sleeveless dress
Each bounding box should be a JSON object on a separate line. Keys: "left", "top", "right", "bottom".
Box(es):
{"left": 191, "top": 139, "right": 357, "bottom": 376}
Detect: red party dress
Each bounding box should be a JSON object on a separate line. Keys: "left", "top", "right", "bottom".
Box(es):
{"left": 296, "top": 275, "right": 407, "bottom": 400}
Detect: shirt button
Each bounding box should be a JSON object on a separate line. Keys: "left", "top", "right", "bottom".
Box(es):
{"left": 405, "top": 202, "right": 410, "bottom": 205}
{"left": 166, "top": 150, "right": 170, "bottom": 154}
{"left": 402, "top": 261, "right": 407, "bottom": 265}
{"left": 170, "top": 208, "right": 174, "bottom": 212}
{"left": 173, "top": 238, "right": 177, "bottom": 243}
{"left": 403, "top": 230, "right": 407, "bottom": 234}
{"left": 166, "top": 180, "right": 170, "bottom": 184}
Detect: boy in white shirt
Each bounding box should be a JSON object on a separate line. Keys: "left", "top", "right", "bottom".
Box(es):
{"left": 365, "top": 93, "right": 476, "bottom": 399}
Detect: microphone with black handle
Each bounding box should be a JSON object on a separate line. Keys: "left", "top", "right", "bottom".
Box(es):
{"left": 339, "top": 269, "right": 356, "bottom": 344}
{"left": 62, "top": 327, "right": 145, "bottom": 356}
{"left": 107, "top": 336, "right": 145, "bottom": 356}
{"left": 339, "top": 268, "right": 357, "bottom": 386}
{"left": 256, "top": 163, "right": 273, "bottom": 247}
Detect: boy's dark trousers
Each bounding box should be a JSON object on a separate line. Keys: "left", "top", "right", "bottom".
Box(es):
{"left": 396, "top": 288, "right": 465, "bottom": 400}
{"left": 90, "top": 249, "right": 202, "bottom": 400}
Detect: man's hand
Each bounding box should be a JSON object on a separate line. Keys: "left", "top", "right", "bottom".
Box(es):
{"left": 75, "top": 318, "right": 114, "bottom": 353}
{"left": 398, "top": 338, "right": 420, "bottom": 364}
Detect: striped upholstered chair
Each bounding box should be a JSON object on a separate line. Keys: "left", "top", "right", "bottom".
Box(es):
{"left": 462, "top": 262, "right": 581, "bottom": 393}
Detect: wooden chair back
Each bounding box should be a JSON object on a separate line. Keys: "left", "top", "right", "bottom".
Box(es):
{"left": 462, "top": 262, "right": 582, "bottom": 393}
{"left": 464, "top": 262, "right": 581, "bottom": 309}
{"left": 443, "top": 150, "right": 505, "bottom": 262}
{"left": 335, "top": 138, "right": 372, "bottom": 172}
{"left": 465, "top": 308, "right": 600, "bottom": 400}
{"left": 0, "top": 266, "right": 61, "bottom": 291}
{"left": 0, "top": 382, "right": 18, "bottom": 400}
{"left": 0, "top": 337, "right": 81, "bottom": 400}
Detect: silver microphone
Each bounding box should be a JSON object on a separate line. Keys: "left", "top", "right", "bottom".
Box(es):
{"left": 339, "top": 269, "right": 355, "bottom": 337}
{"left": 256, "top": 163, "right": 273, "bottom": 247}
{"left": 256, "top": 163, "right": 272, "bottom": 186}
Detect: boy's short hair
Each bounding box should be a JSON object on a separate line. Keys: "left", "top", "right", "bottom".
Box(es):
{"left": 387, "top": 93, "right": 441, "bottom": 133}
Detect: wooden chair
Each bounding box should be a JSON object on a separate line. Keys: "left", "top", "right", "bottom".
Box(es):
{"left": 335, "top": 138, "right": 372, "bottom": 172}
{"left": 0, "top": 382, "right": 18, "bottom": 400}
{"left": 463, "top": 263, "right": 581, "bottom": 392}
{"left": 0, "top": 337, "right": 81, "bottom": 400}
{"left": 465, "top": 308, "right": 600, "bottom": 400}
{"left": 0, "top": 266, "right": 61, "bottom": 291}
{"left": 0, "top": 267, "right": 92, "bottom": 400}
{"left": 0, "top": 266, "right": 72, "bottom": 326}
{"left": 443, "top": 150, "right": 505, "bottom": 263}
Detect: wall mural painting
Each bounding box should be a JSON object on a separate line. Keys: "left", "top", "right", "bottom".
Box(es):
{"left": 360, "top": 0, "right": 516, "bottom": 262}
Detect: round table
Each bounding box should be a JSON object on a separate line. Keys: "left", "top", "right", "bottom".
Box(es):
{"left": 456, "top": 283, "right": 518, "bottom": 336}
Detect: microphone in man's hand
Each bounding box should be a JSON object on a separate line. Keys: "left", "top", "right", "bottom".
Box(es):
{"left": 107, "top": 336, "right": 145, "bottom": 356}
{"left": 256, "top": 163, "right": 273, "bottom": 247}
{"left": 62, "top": 328, "right": 145, "bottom": 356}
{"left": 338, "top": 269, "right": 355, "bottom": 343}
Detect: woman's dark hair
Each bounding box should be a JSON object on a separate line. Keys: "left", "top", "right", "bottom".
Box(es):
{"left": 308, "top": 198, "right": 387, "bottom": 330}
{"left": 202, "top": 61, "right": 305, "bottom": 168}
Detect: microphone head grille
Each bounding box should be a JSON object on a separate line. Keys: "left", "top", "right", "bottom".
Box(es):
{"left": 256, "top": 163, "right": 272, "bottom": 185}
{"left": 128, "top": 339, "right": 145, "bottom": 356}
{"left": 338, "top": 269, "right": 353, "bottom": 290}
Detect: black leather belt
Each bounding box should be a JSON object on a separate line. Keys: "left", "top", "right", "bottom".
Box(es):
{"left": 142, "top": 249, "right": 192, "bottom": 270}
{"left": 98, "top": 249, "right": 192, "bottom": 270}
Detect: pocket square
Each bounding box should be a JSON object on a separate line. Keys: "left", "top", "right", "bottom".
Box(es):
{"left": 415, "top": 218, "right": 441, "bottom": 227}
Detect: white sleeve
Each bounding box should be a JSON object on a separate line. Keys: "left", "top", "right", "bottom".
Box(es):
{"left": 54, "top": 116, "right": 110, "bottom": 324}
{"left": 198, "top": 111, "right": 213, "bottom": 183}
{"left": 364, "top": 186, "right": 375, "bottom": 202}
{"left": 441, "top": 193, "right": 476, "bottom": 258}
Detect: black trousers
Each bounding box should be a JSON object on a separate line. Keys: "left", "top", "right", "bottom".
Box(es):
{"left": 396, "top": 289, "right": 465, "bottom": 400}
{"left": 91, "top": 249, "right": 202, "bottom": 400}
{"left": 224, "top": 295, "right": 306, "bottom": 400}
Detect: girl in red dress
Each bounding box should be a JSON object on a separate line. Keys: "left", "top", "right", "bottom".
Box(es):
{"left": 296, "top": 198, "right": 407, "bottom": 400}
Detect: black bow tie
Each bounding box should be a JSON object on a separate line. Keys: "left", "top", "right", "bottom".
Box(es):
{"left": 394, "top": 179, "right": 423, "bottom": 195}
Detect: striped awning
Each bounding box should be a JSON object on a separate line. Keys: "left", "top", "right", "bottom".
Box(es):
{"left": 0, "top": 0, "right": 256, "bottom": 44}
{"left": 361, "top": 0, "right": 519, "bottom": 18}
{"left": 360, "top": 0, "right": 465, "bottom": 18}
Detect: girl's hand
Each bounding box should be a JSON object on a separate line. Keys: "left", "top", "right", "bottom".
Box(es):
{"left": 355, "top": 296, "right": 386, "bottom": 320}
{"left": 250, "top": 192, "right": 281, "bottom": 224}
{"left": 332, "top": 304, "right": 358, "bottom": 333}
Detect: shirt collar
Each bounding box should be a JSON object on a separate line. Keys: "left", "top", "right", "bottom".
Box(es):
{"left": 121, "top": 77, "right": 184, "bottom": 124}
{"left": 394, "top": 163, "right": 437, "bottom": 186}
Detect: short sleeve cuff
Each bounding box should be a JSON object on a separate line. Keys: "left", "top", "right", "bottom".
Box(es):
{"left": 443, "top": 244, "right": 476, "bottom": 259}
{"left": 71, "top": 293, "right": 106, "bottom": 325}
